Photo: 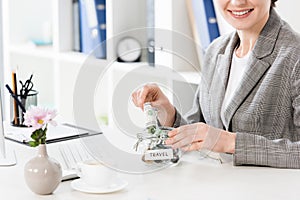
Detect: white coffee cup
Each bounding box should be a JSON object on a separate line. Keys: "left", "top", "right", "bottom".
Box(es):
{"left": 77, "top": 160, "right": 114, "bottom": 187}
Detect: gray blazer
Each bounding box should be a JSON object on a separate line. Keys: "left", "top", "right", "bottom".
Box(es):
{"left": 174, "top": 9, "right": 300, "bottom": 168}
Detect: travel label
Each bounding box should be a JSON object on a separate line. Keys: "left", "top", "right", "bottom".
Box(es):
{"left": 144, "top": 149, "right": 174, "bottom": 160}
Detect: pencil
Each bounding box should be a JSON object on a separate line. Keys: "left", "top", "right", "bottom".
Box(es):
{"left": 12, "top": 71, "right": 19, "bottom": 125}
{"left": 5, "top": 84, "right": 26, "bottom": 113}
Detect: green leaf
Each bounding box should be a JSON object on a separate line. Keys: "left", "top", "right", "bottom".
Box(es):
{"left": 29, "top": 141, "right": 39, "bottom": 147}
{"left": 29, "top": 128, "right": 47, "bottom": 147}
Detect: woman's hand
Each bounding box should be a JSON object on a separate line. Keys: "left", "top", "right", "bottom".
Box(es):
{"left": 165, "top": 122, "right": 236, "bottom": 153}
{"left": 131, "top": 83, "right": 176, "bottom": 127}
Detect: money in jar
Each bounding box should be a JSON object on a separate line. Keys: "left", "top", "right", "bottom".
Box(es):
{"left": 132, "top": 103, "right": 181, "bottom": 165}
{"left": 144, "top": 102, "right": 157, "bottom": 134}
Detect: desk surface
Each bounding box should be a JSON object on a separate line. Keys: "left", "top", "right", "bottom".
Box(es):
{"left": 1, "top": 139, "right": 300, "bottom": 200}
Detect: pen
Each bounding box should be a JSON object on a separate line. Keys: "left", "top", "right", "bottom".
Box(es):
{"left": 5, "top": 84, "right": 26, "bottom": 113}
{"left": 61, "top": 176, "right": 79, "bottom": 182}
{"left": 28, "top": 74, "right": 33, "bottom": 83}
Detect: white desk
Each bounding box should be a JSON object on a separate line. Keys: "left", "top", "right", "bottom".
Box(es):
{"left": 1, "top": 139, "right": 300, "bottom": 200}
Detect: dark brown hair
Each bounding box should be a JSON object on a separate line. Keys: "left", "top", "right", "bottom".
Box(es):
{"left": 271, "top": 0, "right": 278, "bottom": 7}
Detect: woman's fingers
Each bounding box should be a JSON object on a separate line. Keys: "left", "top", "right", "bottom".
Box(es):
{"left": 131, "top": 91, "right": 139, "bottom": 107}
{"left": 181, "top": 141, "right": 203, "bottom": 152}
{"left": 167, "top": 128, "right": 178, "bottom": 137}
{"left": 167, "top": 124, "right": 196, "bottom": 137}
{"left": 131, "top": 87, "right": 149, "bottom": 108}
{"left": 171, "top": 134, "right": 202, "bottom": 149}
{"left": 166, "top": 128, "right": 200, "bottom": 147}
{"left": 137, "top": 87, "right": 148, "bottom": 107}
{"left": 166, "top": 123, "right": 208, "bottom": 149}
{"left": 131, "top": 84, "right": 160, "bottom": 108}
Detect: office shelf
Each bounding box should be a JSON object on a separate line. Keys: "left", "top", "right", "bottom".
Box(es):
{"left": 2, "top": 0, "right": 200, "bottom": 125}
{"left": 108, "top": 61, "right": 200, "bottom": 84}
{"left": 58, "top": 51, "right": 88, "bottom": 64}
{"left": 9, "top": 44, "right": 55, "bottom": 59}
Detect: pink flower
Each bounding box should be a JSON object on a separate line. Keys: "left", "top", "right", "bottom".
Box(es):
{"left": 23, "top": 106, "right": 57, "bottom": 130}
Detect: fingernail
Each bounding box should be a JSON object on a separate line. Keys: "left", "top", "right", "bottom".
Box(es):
{"left": 165, "top": 139, "right": 171, "bottom": 145}
{"left": 138, "top": 99, "right": 144, "bottom": 107}
{"left": 168, "top": 131, "right": 173, "bottom": 137}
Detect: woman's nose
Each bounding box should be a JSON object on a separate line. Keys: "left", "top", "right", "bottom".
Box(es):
{"left": 230, "top": 0, "right": 247, "bottom": 7}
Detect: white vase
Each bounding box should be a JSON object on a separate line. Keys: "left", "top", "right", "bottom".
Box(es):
{"left": 24, "top": 144, "right": 62, "bottom": 195}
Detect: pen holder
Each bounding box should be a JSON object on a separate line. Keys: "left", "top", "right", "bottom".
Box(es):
{"left": 10, "top": 90, "right": 38, "bottom": 127}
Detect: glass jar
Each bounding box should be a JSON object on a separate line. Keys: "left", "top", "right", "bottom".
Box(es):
{"left": 134, "top": 103, "right": 181, "bottom": 165}
{"left": 134, "top": 126, "right": 181, "bottom": 165}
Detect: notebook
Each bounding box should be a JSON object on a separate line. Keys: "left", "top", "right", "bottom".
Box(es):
{"left": 4, "top": 122, "right": 98, "bottom": 145}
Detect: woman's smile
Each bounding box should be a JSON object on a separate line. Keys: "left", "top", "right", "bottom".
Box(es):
{"left": 228, "top": 8, "right": 254, "bottom": 18}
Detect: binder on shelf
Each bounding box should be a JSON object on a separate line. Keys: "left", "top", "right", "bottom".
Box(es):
{"left": 95, "top": 0, "right": 106, "bottom": 58}
{"left": 73, "top": 0, "right": 81, "bottom": 52}
{"left": 203, "top": 0, "right": 220, "bottom": 43}
{"left": 147, "top": 0, "right": 155, "bottom": 66}
{"left": 79, "top": 0, "right": 106, "bottom": 59}
{"left": 187, "top": 0, "right": 220, "bottom": 54}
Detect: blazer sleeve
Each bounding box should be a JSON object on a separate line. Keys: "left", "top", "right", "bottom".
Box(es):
{"left": 234, "top": 60, "right": 300, "bottom": 168}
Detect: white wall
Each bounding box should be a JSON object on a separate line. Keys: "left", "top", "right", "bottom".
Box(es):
{"left": 172, "top": 0, "right": 200, "bottom": 71}
{"left": 276, "top": 0, "right": 300, "bottom": 33}
{"left": 155, "top": 0, "right": 201, "bottom": 71}
{"left": 0, "top": 0, "right": 4, "bottom": 112}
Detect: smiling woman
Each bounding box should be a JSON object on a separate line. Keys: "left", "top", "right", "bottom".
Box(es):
{"left": 214, "top": 0, "right": 272, "bottom": 39}
{"left": 132, "top": 0, "right": 300, "bottom": 168}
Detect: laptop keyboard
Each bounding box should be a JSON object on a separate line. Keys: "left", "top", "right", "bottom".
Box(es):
{"left": 47, "top": 139, "right": 95, "bottom": 181}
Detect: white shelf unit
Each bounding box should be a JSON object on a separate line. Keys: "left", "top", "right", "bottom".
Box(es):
{"left": 2, "top": 0, "right": 201, "bottom": 126}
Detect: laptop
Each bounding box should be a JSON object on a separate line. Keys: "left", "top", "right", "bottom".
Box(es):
{"left": 0, "top": 87, "right": 16, "bottom": 166}
{"left": 4, "top": 122, "right": 94, "bottom": 145}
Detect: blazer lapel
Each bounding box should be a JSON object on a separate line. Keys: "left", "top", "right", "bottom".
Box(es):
{"left": 221, "top": 9, "right": 282, "bottom": 130}
{"left": 209, "top": 34, "right": 239, "bottom": 128}
{"left": 222, "top": 57, "right": 270, "bottom": 129}
{"left": 209, "top": 54, "right": 230, "bottom": 128}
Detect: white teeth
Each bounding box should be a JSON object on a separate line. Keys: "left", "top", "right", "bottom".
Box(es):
{"left": 232, "top": 10, "right": 251, "bottom": 16}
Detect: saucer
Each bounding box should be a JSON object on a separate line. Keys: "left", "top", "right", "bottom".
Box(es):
{"left": 71, "top": 178, "right": 128, "bottom": 194}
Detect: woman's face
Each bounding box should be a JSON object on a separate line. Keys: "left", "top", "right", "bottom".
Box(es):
{"left": 215, "top": 0, "right": 271, "bottom": 32}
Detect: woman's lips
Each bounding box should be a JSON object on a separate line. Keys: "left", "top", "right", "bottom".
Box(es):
{"left": 228, "top": 9, "right": 254, "bottom": 18}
